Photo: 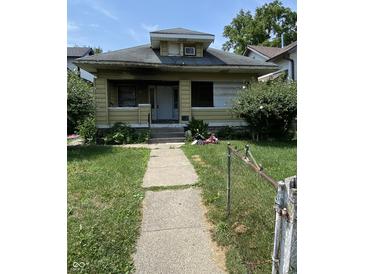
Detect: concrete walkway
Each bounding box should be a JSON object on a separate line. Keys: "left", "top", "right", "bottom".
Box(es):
{"left": 133, "top": 144, "right": 225, "bottom": 274}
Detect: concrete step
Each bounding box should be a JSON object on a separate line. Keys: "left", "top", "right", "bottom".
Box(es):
{"left": 150, "top": 127, "right": 185, "bottom": 133}
{"left": 151, "top": 132, "right": 185, "bottom": 138}
{"left": 148, "top": 137, "right": 185, "bottom": 144}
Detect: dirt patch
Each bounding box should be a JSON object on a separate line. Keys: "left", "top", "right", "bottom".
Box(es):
{"left": 192, "top": 154, "right": 210, "bottom": 168}
{"left": 198, "top": 189, "right": 228, "bottom": 273}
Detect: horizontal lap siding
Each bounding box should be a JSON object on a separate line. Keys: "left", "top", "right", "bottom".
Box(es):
{"left": 179, "top": 80, "right": 191, "bottom": 123}
{"left": 95, "top": 78, "right": 108, "bottom": 124}
{"left": 196, "top": 43, "right": 203, "bottom": 57}
{"left": 191, "top": 108, "right": 240, "bottom": 121}
{"left": 108, "top": 109, "right": 139, "bottom": 124}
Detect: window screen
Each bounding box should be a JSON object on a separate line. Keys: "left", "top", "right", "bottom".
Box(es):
{"left": 191, "top": 82, "right": 213, "bottom": 107}
{"left": 118, "top": 86, "right": 136, "bottom": 107}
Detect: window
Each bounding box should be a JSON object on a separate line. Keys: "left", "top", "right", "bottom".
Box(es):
{"left": 192, "top": 82, "right": 213, "bottom": 107}
{"left": 184, "top": 46, "right": 196, "bottom": 56}
{"left": 118, "top": 86, "right": 136, "bottom": 107}
{"left": 168, "top": 42, "right": 180, "bottom": 56}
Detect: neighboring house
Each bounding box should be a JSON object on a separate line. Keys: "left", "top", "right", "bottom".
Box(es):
{"left": 67, "top": 47, "right": 95, "bottom": 82}
{"left": 74, "top": 28, "right": 277, "bottom": 129}
{"left": 244, "top": 41, "right": 297, "bottom": 81}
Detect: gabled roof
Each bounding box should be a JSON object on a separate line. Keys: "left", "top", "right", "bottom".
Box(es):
{"left": 245, "top": 41, "right": 297, "bottom": 60}
{"left": 150, "top": 27, "right": 213, "bottom": 36}
{"left": 67, "top": 47, "right": 94, "bottom": 57}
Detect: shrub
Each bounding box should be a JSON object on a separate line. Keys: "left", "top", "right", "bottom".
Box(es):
{"left": 77, "top": 116, "right": 97, "bottom": 144}
{"left": 99, "top": 123, "right": 150, "bottom": 145}
{"left": 232, "top": 78, "right": 297, "bottom": 139}
{"left": 67, "top": 70, "right": 95, "bottom": 134}
{"left": 187, "top": 118, "right": 209, "bottom": 137}
{"left": 216, "top": 126, "right": 235, "bottom": 140}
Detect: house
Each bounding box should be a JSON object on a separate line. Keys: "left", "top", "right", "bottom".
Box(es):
{"left": 67, "top": 47, "right": 95, "bottom": 82}
{"left": 244, "top": 41, "right": 297, "bottom": 81}
{"left": 74, "top": 28, "right": 278, "bottom": 131}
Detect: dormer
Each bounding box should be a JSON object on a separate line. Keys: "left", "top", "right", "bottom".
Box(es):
{"left": 150, "top": 28, "right": 215, "bottom": 57}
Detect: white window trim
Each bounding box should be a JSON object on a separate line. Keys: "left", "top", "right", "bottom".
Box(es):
{"left": 184, "top": 46, "right": 196, "bottom": 56}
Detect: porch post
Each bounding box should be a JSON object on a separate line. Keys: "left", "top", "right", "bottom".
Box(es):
{"left": 179, "top": 80, "right": 191, "bottom": 124}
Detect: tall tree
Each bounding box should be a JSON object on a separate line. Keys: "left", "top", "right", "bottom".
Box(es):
{"left": 223, "top": 0, "right": 297, "bottom": 54}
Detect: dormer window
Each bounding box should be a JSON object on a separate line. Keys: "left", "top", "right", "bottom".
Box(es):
{"left": 184, "top": 46, "right": 196, "bottom": 56}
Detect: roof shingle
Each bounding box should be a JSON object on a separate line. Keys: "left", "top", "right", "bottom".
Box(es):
{"left": 67, "top": 47, "right": 94, "bottom": 57}
{"left": 75, "top": 44, "right": 276, "bottom": 68}
{"left": 150, "top": 28, "right": 213, "bottom": 36}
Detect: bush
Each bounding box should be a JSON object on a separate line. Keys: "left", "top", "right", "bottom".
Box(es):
{"left": 99, "top": 123, "right": 150, "bottom": 145}
{"left": 67, "top": 70, "right": 95, "bottom": 134}
{"left": 77, "top": 116, "right": 97, "bottom": 144}
{"left": 232, "top": 78, "right": 297, "bottom": 139}
{"left": 187, "top": 118, "right": 209, "bottom": 137}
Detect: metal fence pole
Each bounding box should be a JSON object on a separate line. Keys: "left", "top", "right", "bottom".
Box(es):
{"left": 272, "top": 181, "right": 285, "bottom": 274}
{"left": 227, "top": 143, "right": 232, "bottom": 217}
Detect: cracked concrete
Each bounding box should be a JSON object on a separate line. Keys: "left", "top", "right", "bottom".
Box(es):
{"left": 133, "top": 144, "right": 225, "bottom": 274}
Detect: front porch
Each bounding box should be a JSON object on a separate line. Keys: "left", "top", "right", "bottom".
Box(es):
{"left": 94, "top": 77, "right": 248, "bottom": 128}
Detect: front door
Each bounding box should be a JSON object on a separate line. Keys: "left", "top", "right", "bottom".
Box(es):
{"left": 156, "top": 86, "right": 174, "bottom": 120}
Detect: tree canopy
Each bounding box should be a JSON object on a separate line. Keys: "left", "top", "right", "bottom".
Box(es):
{"left": 223, "top": 0, "right": 297, "bottom": 54}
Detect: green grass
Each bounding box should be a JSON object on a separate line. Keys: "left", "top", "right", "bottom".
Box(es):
{"left": 67, "top": 146, "right": 150, "bottom": 273}
{"left": 182, "top": 140, "right": 296, "bottom": 274}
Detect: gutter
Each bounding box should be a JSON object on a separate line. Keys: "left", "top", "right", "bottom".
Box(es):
{"left": 74, "top": 60, "right": 278, "bottom": 72}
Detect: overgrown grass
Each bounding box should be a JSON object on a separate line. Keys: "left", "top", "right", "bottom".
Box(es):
{"left": 67, "top": 146, "right": 150, "bottom": 273}
{"left": 182, "top": 140, "right": 296, "bottom": 274}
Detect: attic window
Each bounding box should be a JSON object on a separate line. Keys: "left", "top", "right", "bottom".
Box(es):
{"left": 184, "top": 46, "right": 196, "bottom": 56}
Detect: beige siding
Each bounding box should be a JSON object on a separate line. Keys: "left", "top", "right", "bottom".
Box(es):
{"left": 179, "top": 80, "right": 191, "bottom": 123}
{"left": 160, "top": 41, "right": 168, "bottom": 56}
{"left": 191, "top": 107, "right": 239, "bottom": 121}
{"left": 107, "top": 104, "right": 151, "bottom": 125}
{"left": 94, "top": 78, "right": 108, "bottom": 124}
{"left": 196, "top": 43, "right": 203, "bottom": 57}
{"left": 108, "top": 108, "right": 139, "bottom": 124}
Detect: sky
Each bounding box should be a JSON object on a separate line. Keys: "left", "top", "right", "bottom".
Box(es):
{"left": 67, "top": 0, "right": 297, "bottom": 52}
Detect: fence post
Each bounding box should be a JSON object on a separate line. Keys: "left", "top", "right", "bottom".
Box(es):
{"left": 227, "top": 143, "right": 232, "bottom": 217}
{"left": 272, "top": 181, "right": 285, "bottom": 274}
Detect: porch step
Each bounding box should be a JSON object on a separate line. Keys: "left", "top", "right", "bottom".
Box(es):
{"left": 150, "top": 127, "right": 185, "bottom": 138}
{"left": 148, "top": 137, "right": 185, "bottom": 144}
{"left": 150, "top": 131, "right": 185, "bottom": 138}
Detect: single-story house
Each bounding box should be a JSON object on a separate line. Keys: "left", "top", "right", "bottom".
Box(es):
{"left": 244, "top": 41, "right": 297, "bottom": 81}
{"left": 67, "top": 47, "right": 95, "bottom": 82}
{"left": 74, "top": 28, "right": 278, "bottom": 129}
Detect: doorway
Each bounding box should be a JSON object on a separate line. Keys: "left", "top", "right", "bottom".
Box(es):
{"left": 149, "top": 85, "right": 179, "bottom": 123}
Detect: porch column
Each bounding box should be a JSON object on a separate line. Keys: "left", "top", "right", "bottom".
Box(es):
{"left": 94, "top": 77, "right": 109, "bottom": 127}
{"left": 179, "top": 80, "right": 191, "bottom": 124}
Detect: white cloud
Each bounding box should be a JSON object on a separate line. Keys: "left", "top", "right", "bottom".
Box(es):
{"left": 141, "top": 23, "right": 159, "bottom": 32}
{"left": 90, "top": 1, "right": 118, "bottom": 21}
{"left": 67, "top": 21, "right": 79, "bottom": 31}
{"left": 128, "top": 28, "right": 139, "bottom": 41}
{"left": 98, "top": 7, "right": 118, "bottom": 21}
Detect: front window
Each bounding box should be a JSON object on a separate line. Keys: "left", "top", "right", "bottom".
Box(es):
{"left": 118, "top": 86, "right": 136, "bottom": 107}
{"left": 191, "top": 82, "right": 213, "bottom": 107}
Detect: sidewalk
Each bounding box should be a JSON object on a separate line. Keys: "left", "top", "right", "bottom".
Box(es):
{"left": 133, "top": 144, "right": 225, "bottom": 274}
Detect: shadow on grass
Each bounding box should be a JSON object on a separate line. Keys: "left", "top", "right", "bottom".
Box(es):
{"left": 67, "top": 145, "right": 115, "bottom": 162}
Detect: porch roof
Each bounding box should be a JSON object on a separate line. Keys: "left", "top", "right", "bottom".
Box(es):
{"left": 74, "top": 44, "right": 278, "bottom": 75}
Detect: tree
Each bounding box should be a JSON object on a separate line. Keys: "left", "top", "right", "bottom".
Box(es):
{"left": 92, "top": 46, "right": 103, "bottom": 54}
{"left": 223, "top": 0, "right": 297, "bottom": 54}
{"left": 67, "top": 70, "right": 95, "bottom": 134}
{"left": 232, "top": 78, "right": 297, "bottom": 140}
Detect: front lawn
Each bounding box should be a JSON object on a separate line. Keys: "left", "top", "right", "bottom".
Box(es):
{"left": 182, "top": 140, "right": 296, "bottom": 274}
{"left": 67, "top": 146, "right": 150, "bottom": 273}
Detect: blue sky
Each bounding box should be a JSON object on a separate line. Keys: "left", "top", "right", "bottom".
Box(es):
{"left": 67, "top": 0, "right": 296, "bottom": 52}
